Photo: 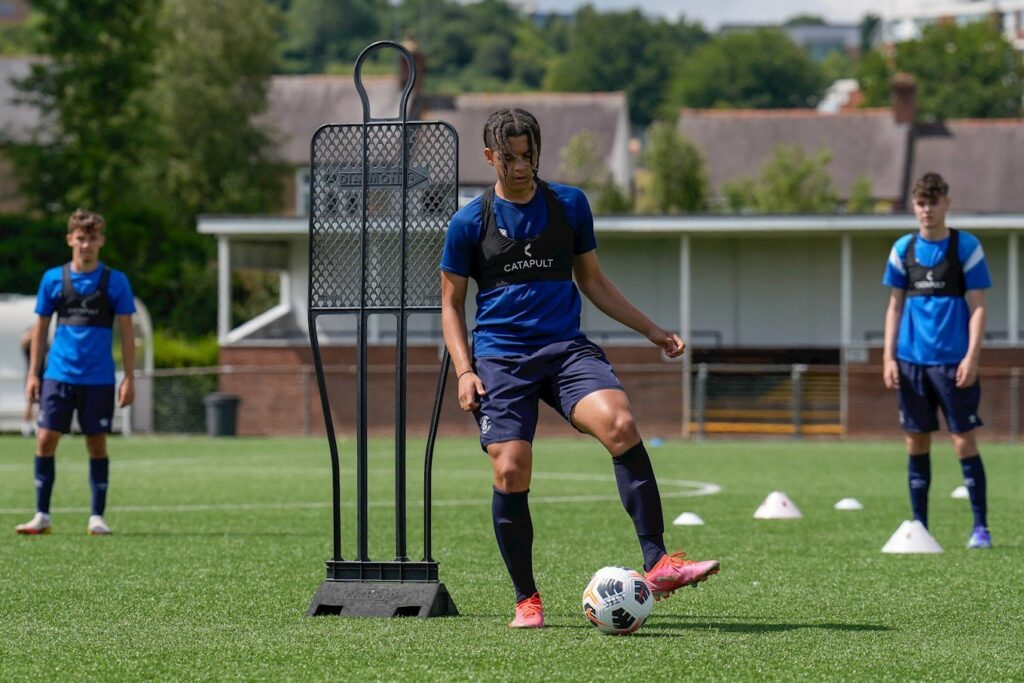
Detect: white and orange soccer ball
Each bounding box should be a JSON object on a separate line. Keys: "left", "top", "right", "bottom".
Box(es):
{"left": 581, "top": 565, "right": 653, "bottom": 635}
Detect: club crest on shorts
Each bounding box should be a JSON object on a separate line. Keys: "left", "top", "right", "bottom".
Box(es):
{"left": 479, "top": 415, "right": 492, "bottom": 434}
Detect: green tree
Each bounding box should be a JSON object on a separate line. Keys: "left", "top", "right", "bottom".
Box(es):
{"left": 666, "top": 29, "right": 826, "bottom": 111}
{"left": 557, "top": 130, "right": 607, "bottom": 188}
{"left": 7, "top": 0, "right": 162, "bottom": 213}
{"left": 858, "top": 21, "right": 1024, "bottom": 120}
{"left": 859, "top": 14, "right": 881, "bottom": 56}
{"left": 846, "top": 174, "right": 875, "bottom": 214}
{"left": 0, "top": 10, "right": 43, "bottom": 55}
{"left": 643, "top": 122, "right": 708, "bottom": 213}
{"left": 148, "top": 0, "right": 283, "bottom": 220}
{"left": 279, "top": 0, "right": 386, "bottom": 73}
{"left": 722, "top": 145, "right": 838, "bottom": 214}
{"left": 545, "top": 7, "right": 707, "bottom": 127}
{"left": 784, "top": 14, "right": 825, "bottom": 26}
{"left": 557, "top": 129, "right": 632, "bottom": 214}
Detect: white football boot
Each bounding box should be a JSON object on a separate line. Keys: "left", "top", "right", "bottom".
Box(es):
{"left": 87, "top": 515, "right": 112, "bottom": 536}
{"left": 15, "top": 512, "right": 52, "bottom": 535}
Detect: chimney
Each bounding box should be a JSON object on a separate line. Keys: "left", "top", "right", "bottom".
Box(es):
{"left": 399, "top": 39, "right": 426, "bottom": 100}
{"left": 890, "top": 72, "right": 916, "bottom": 124}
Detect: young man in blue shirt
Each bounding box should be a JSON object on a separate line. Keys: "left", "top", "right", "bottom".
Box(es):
{"left": 440, "top": 108, "right": 719, "bottom": 628}
{"left": 16, "top": 209, "right": 137, "bottom": 536}
{"left": 882, "top": 172, "right": 992, "bottom": 549}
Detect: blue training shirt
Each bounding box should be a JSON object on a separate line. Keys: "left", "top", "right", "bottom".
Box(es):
{"left": 882, "top": 230, "right": 991, "bottom": 365}
{"left": 440, "top": 181, "right": 597, "bottom": 357}
{"left": 35, "top": 263, "right": 136, "bottom": 385}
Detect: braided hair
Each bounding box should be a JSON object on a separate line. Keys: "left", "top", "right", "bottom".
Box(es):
{"left": 483, "top": 108, "right": 541, "bottom": 183}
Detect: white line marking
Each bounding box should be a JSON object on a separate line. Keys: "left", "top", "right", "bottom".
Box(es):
{"left": 0, "top": 472, "right": 720, "bottom": 515}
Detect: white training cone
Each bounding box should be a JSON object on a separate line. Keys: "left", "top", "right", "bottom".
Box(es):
{"left": 834, "top": 497, "right": 864, "bottom": 510}
{"left": 673, "top": 512, "right": 705, "bottom": 526}
{"left": 951, "top": 485, "right": 969, "bottom": 500}
{"left": 753, "top": 491, "right": 803, "bottom": 519}
{"left": 881, "top": 520, "right": 943, "bottom": 553}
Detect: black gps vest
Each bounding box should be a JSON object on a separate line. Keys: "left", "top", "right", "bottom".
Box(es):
{"left": 470, "top": 179, "right": 575, "bottom": 291}
{"left": 905, "top": 229, "right": 966, "bottom": 298}
{"left": 56, "top": 263, "right": 114, "bottom": 328}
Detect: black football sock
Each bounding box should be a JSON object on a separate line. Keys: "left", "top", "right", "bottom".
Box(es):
{"left": 492, "top": 487, "right": 538, "bottom": 602}
{"left": 613, "top": 442, "right": 666, "bottom": 571}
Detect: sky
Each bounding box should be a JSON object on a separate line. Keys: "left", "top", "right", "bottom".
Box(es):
{"left": 518, "top": 0, "right": 916, "bottom": 27}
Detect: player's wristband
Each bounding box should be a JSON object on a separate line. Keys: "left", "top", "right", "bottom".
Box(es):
{"left": 457, "top": 370, "right": 474, "bottom": 380}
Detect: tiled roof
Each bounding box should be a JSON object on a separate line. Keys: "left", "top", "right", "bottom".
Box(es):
{"left": 678, "top": 108, "right": 910, "bottom": 201}
{"left": 912, "top": 119, "right": 1024, "bottom": 212}
{"left": 0, "top": 57, "right": 47, "bottom": 143}
{"left": 423, "top": 92, "right": 628, "bottom": 186}
{"left": 260, "top": 74, "right": 404, "bottom": 164}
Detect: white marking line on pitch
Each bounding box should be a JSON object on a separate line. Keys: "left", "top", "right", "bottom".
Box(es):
{"left": 0, "top": 473, "right": 720, "bottom": 515}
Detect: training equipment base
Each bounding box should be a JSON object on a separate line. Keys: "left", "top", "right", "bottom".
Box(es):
{"left": 307, "top": 561, "right": 458, "bottom": 618}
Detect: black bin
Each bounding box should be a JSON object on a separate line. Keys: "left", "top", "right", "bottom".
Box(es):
{"left": 203, "top": 393, "right": 240, "bottom": 437}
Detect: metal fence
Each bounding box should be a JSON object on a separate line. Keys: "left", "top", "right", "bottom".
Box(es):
{"left": 691, "top": 363, "right": 842, "bottom": 438}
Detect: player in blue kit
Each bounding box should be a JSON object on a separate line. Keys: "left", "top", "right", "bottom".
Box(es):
{"left": 440, "top": 108, "right": 719, "bottom": 628}
{"left": 882, "top": 173, "right": 992, "bottom": 549}
{"left": 16, "top": 209, "right": 136, "bottom": 536}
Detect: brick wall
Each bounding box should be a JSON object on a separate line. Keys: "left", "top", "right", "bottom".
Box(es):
{"left": 218, "top": 344, "right": 1022, "bottom": 440}
{"left": 218, "top": 344, "right": 685, "bottom": 438}
{"left": 846, "top": 347, "right": 1024, "bottom": 440}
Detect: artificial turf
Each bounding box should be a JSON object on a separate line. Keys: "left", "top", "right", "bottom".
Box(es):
{"left": 1, "top": 435, "right": 1021, "bottom": 681}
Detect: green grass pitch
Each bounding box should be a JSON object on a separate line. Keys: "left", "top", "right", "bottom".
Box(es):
{"left": 1, "top": 435, "right": 1021, "bottom": 680}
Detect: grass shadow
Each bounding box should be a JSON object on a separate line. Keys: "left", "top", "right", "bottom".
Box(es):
{"left": 646, "top": 616, "right": 893, "bottom": 634}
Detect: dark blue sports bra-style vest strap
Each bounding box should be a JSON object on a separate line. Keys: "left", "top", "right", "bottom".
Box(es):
{"left": 471, "top": 179, "right": 575, "bottom": 292}
{"left": 905, "top": 228, "right": 966, "bottom": 298}
{"left": 57, "top": 263, "right": 114, "bottom": 327}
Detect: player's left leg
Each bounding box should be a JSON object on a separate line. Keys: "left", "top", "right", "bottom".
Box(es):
{"left": 571, "top": 389, "right": 720, "bottom": 598}
{"left": 930, "top": 364, "right": 989, "bottom": 548}
{"left": 951, "top": 430, "right": 990, "bottom": 548}
{"left": 84, "top": 433, "right": 111, "bottom": 535}
{"left": 79, "top": 384, "right": 116, "bottom": 536}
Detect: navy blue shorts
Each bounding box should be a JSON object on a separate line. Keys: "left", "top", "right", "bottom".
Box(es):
{"left": 38, "top": 380, "right": 115, "bottom": 435}
{"left": 897, "top": 360, "right": 982, "bottom": 434}
{"left": 472, "top": 338, "right": 623, "bottom": 450}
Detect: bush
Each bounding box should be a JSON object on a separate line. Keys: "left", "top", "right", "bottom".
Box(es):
{"left": 153, "top": 331, "right": 219, "bottom": 368}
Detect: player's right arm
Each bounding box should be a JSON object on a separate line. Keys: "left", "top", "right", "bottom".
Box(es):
{"left": 440, "top": 271, "right": 485, "bottom": 412}
{"left": 882, "top": 288, "right": 905, "bottom": 389}
{"left": 25, "top": 315, "right": 51, "bottom": 404}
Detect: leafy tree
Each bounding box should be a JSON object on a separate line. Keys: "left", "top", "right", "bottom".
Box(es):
{"left": 7, "top": 0, "right": 162, "bottom": 213}
{"left": 666, "top": 29, "right": 826, "bottom": 111}
{"left": 545, "top": 7, "right": 707, "bottom": 127}
{"left": 0, "top": 10, "right": 43, "bottom": 55}
{"left": 820, "top": 51, "right": 858, "bottom": 84}
{"left": 846, "top": 175, "right": 875, "bottom": 214}
{"left": 722, "top": 145, "right": 838, "bottom": 214}
{"left": 148, "top": 0, "right": 283, "bottom": 221}
{"left": 859, "top": 14, "right": 881, "bottom": 56}
{"left": 278, "top": 0, "right": 387, "bottom": 73}
{"left": 557, "top": 129, "right": 631, "bottom": 214}
{"left": 557, "top": 130, "right": 607, "bottom": 188}
{"left": 592, "top": 180, "right": 632, "bottom": 215}
{"left": 643, "top": 122, "right": 708, "bottom": 213}
{"left": 858, "top": 21, "right": 1024, "bottom": 120}
{"left": 785, "top": 14, "right": 825, "bottom": 26}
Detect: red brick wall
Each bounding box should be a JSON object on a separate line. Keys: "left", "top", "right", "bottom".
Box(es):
{"left": 217, "top": 345, "right": 685, "bottom": 438}
{"left": 846, "top": 348, "right": 1024, "bottom": 439}
{"left": 218, "top": 345, "right": 1023, "bottom": 440}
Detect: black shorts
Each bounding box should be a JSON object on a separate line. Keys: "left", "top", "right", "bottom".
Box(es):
{"left": 897, "top": 360, "right": 982, "bottom": 434}
{"left": 472, "top": 338, "right": 623, "bottom": 450}
{"left": 37, "top": 379, "right": 115, "bottom": 435}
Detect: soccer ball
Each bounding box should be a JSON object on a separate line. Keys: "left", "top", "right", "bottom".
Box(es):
{"left": 581, "top": 565, "right": 653, "bottom": 635}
